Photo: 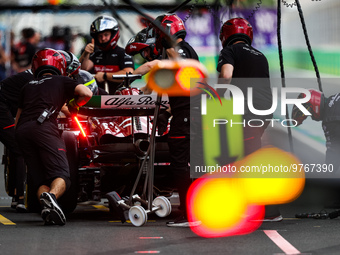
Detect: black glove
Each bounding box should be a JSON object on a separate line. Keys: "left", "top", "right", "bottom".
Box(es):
{"left": 156, "top": 111, "right": 171, "bottom": 135}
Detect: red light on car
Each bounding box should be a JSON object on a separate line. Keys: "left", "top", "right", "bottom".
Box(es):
{"left": 74, "top": 116, "right": 86, "bottom": 138}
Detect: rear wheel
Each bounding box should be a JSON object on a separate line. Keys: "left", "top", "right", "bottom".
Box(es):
{"left": 59, "top": 131, "right": 79, "bottom": 214}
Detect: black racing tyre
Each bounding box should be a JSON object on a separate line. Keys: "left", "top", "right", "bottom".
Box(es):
{"left": 59, "top": 131, "right": 79, "bottom": 214}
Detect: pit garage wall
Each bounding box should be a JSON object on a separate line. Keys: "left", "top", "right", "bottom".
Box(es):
{"left": 1, "top": 2, "right": 339, "bottom": 77}
{"left": 0, "top": 7, "right": 278, "bottom": 76}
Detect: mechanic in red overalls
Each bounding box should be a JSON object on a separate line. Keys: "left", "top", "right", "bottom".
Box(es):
{"left": 79, "top": 15, "right": 135, "bottom": 94}
{"left": 15, "top": 49, "right": 92, "bottom": 225}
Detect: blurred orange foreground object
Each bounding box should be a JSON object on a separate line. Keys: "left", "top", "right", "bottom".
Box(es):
{"left": 147, "top": 59, "right": 208, "bottom": 96}
{"left": 234, "top": 146, "right": 305, "bottom": 205}
{"left": 187, "top": 177, "right": 265, "bottom": 238}
{"left": 187, "top": 147, "right": 305, "bottom": 238}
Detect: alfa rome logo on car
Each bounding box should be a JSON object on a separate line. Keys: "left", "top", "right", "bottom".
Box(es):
{"left": 83, "top": 95, "right": 169, "bottom": 109}
{"left": 104, "top": 95, "right": 169, "bottom": 108}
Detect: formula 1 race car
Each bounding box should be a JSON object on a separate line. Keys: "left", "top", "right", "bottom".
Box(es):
{"left": 22, "top": 74, "right": 172, "bottom": 214}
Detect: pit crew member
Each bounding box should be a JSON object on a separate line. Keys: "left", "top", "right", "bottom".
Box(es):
{"left": 79, "top": 15, "right": 135, "bottom": 94}
{"left": 217, "top": 17, "right": 273, "bottom": 155}
{"left": 217, "top": 18, "right": 280, "bottom": 222}
{"left": 292, "top": 89, "right": 340, "bottom": 171}
{"left": 0, "top": 69, "right": 33, "bottom": 212}
{"left": 15, "top": 49, "right": 92, "bottom": 225}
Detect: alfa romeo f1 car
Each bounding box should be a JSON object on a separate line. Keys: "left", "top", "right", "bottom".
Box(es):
{"left": 22, "top": 75, "right": 172, "bottom": 214}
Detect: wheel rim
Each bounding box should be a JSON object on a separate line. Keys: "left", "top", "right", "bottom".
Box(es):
{"left": 129, "top": 206, "right": 147, "bottom": 227}
{"left": 153, "top": 196, "right": 171, "bottom": 218}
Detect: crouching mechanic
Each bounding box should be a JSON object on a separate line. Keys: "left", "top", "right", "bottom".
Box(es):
{"left": 0, "top": 50, "right": 94, "bottom": 212}
{"left": 292, "top": 89, "right": 340, "bottom": 171}
{"left": 15, "top": 48, "right": 92, "bottom": 225}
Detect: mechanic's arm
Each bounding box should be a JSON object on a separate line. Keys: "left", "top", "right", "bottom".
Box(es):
{"left": 218, "top": 63, "right": 234, "bottom": 95}
{"left": 219, "top": 63, "right": 233, "bottom": 83}
{"left": 74, "top": 84, "right": 93, "bottom": 106}
{"left": 134, "top": 60, "right": 161, "bottom": 76}
{"left": 135, "top": 60, "right": 161, "bottom": 95}
{"left": 14, "top": 108, "right": 22, "bottom": 127}
{"left": 95, "top": 67, "right": 134, "bottom": 84}
{"left": 79, "top": 39, "right": 95, "bottom": 71}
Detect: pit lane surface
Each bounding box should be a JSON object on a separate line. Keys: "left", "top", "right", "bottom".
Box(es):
{"left": 1, "top": 132, "right": 340, "bottom": 255}
{"left": 1, "top": 69, "right": 340, "bottom": 255}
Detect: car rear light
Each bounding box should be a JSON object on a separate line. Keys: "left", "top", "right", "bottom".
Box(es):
{"left": 74, "top": 116, "right": 86, "bottom": 138}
